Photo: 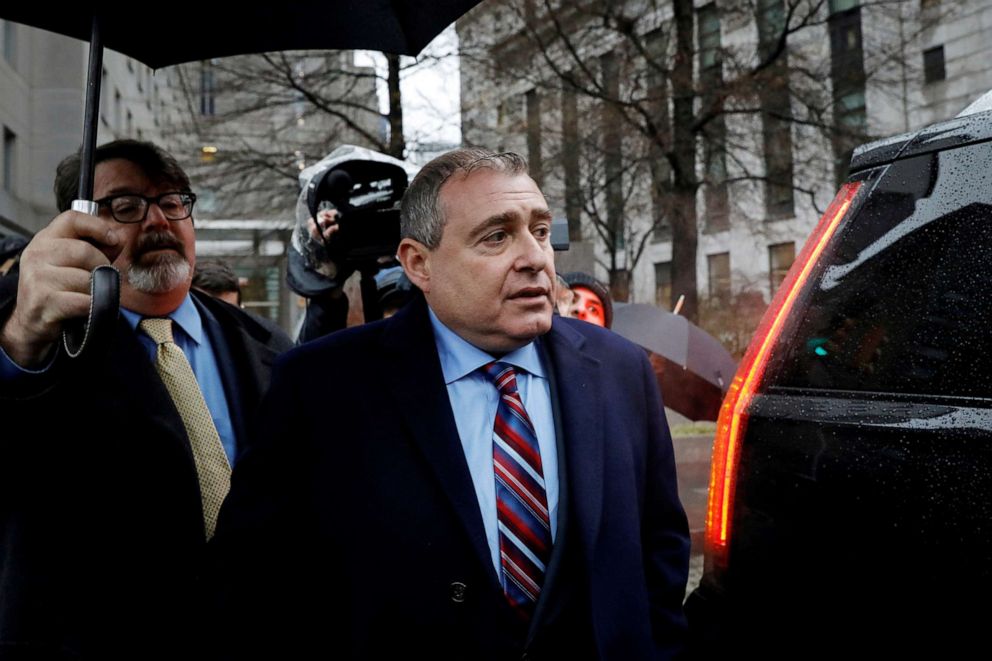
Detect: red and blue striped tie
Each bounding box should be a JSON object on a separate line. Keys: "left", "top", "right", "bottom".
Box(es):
{"left": 483, "top": 361, "right": 552, "bottom": 620}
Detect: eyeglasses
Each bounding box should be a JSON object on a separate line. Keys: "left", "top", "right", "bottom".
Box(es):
{"left": 94, "top": 192, "right": 197, "bottom": 224}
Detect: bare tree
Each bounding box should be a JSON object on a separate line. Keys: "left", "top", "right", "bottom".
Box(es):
{"left": 170, "top": 50, "right": 405, "bottom": 218}
{"left": 458, "top": 0, "right": 960, "bottom": 321}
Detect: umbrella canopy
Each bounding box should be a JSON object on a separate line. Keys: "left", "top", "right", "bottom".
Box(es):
{"left": 612, "top": 303, "right": 737, "bottom": 421}
{"left": 0, "top": 0, "right": 482, "bottom": 358}
{"left": 647, "top": 352, "right": 726, "bottom": 422}
{"left": 1, "top": 1, "right": 479, "bottom": 65}
{"left": 613, "top": 303, "right": 736, "bottom": 390}
{"left": 2, "top": 0, "right": 482, "bottom": 199}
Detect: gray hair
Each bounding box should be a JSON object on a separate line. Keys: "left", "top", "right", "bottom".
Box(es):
{"left": 400, "top": 148, "right": 528, "bottom": 249}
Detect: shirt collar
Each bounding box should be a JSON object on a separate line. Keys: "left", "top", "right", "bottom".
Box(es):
{"left": 121, "top": 293, "right": 204, "bottom": 346}
{"left": 427, "top": 306, "right": 545, "bottom": 385}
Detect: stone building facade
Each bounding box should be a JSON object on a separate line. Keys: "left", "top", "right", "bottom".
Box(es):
{"left": 457, "top": 0, "right": 992, "bottom": 310}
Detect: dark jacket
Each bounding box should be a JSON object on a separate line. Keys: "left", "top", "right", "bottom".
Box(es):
{"left": 0, "top": 286, "right": 292, "bottom": 660}
{"left": 212, "top": 295, "right": 690, "bottom": 660}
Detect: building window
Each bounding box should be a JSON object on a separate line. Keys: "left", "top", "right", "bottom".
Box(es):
{"left": 496, "top": 96, "right": 523, "bottom": 152}
{"left": 763, "top": 118, "right": 795, "bottom": 217}
{"left": 923, "top": 45, "right": 946, "bottom": 83}
{"left": 698, "top": 4, "right": 722, "bottom": 73}
{"left": 828, "top": 0, "right": 867, "bottom": 184}
{"left": 601, "top": 51, "right": 625, "bottom": 250}
{"left": 836, "top": 90, "right": 867, "bottom": 128}
{"left": 757, "top": 0, "right": 795, "bottom": 218}
{"left": 708, "top": 252, "right": 731, "bottom": 302}
{"left": 526, "top": 89, "right": 543, "bottom": 187}
{"left": 240, "top": 266, "right": 285, "bottom": 325}
{"left": 3, "top": 127, "right": 15, "bottom": 193}
{"left": 829, "top": 0, "right": 859, "bottom": 11}
{"left": 769, "top": 242, "right": 796, "bottom": 294}
{"left": 2, "top": 21, "right": 16, "bottom": 69}
{"left": 703, "top": 136, "right": 729, "bottom": 232}
{"left": 200, "top": 60, "right": 216, "bottom": 116}
{"left": 126, "top": 110, "right": 133, "bottom": 138}
{"left": 655, "top": 261, "right": 673, "bottom": 309}
{"left": 757, "top": 0, "right": 786, "bottom": 44}
{"left": 646, "top": 28, "right": 672, "bottom": 242}
{"left": 650, "top": 155, "right": 672, "bottom": 241}
{"left": 561, "top": 85, "right": 582, "bottom": 241}
{"left": 698, "top": 4, "right": 729, "bottom": 232}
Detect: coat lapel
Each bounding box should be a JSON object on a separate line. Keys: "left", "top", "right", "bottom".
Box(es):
{"left": 103, "top": 316, "right": 197, "bottom": 467}
{"left": 193, "top": 292, "right": 286, "bottom": 459}
{"left": 380, "top": 297, "right": 501, "bottom": 587}
{"left": 541, "top": 318, "right": 605, "bottom": 564}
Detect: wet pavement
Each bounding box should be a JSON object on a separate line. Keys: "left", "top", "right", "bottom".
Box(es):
{"left": 668, "top": 412, "right": 715, "bottom": 596}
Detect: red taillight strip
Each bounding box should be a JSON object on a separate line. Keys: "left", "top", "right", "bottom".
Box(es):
{"left": 704, "top": 181, "right": 863, "bottom": 569}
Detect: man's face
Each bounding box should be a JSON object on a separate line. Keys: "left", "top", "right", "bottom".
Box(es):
{"left": 414, "top": 169, "right": 556, "bottom": 354}
{"left": 93, "top": 158, "right": 195, "bottom": 312}
{"left": 570, "top": 286, "right": 606, "bottom": 327}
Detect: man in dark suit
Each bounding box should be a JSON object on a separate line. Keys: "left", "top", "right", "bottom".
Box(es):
{"left": 0, "top": 140, "right": 292, "bottom": 660}
{"left": 214, "top": 148, "right": 689, "bottom": 659}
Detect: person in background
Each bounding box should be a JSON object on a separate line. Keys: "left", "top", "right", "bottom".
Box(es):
{"left": 374, "top": 264, "right": 416, "bottom": 319}
{"left": 192, "top": 259, "right": 243, "bottom": 307}
{"left": 192, "top": 259, "right": 292, "bottom": 346}
{"left": 294, "top": 208, "right": 351, "bottom": 343}
{"left": 561, "top": 271, "right": 613, "bottom": 329}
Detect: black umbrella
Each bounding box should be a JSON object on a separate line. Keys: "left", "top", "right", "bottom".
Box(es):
{"left": 612, "top": 303, "right": 737, "bottom": 421}
{"left": 1, "top": 3, "right": 478, "bottom": 67}
{"left": 1, "top": 0, "right": 481, "bottom": 356}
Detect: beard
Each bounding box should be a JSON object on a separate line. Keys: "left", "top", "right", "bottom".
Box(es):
{"left": 125, "top": 230, "right": 192, "bottom": 294}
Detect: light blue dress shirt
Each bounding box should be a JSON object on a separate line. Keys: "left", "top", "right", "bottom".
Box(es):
{"left": 120, "top": 295, "right": 237, "bottom": 464}
{"left": 428, "top": 308, "right": 559, "bottom": 575}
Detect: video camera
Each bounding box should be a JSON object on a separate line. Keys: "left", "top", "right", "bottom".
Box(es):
{"left": 288, "top": 144, "right": 572, "bottom": 305}
{"left": 288, "top": 145, "right": 419, "bottom": 298}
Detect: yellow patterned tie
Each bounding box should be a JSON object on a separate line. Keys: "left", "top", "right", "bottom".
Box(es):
{"left": 139, "top": 318, "right": 231, "bottom": 539}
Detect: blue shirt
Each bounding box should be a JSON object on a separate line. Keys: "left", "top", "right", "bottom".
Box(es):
{"left": 121, "top": 296, "right": 237, "bottom": 464}
{"left": 0, "top": 294, "right": 237, "bottom": 464}
{"left": 428, "top": 308, "right": 559, "bottom": 575}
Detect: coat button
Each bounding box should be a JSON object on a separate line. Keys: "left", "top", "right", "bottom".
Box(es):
{"left": 449, "top": 581, "right": 467, "bottom": 603}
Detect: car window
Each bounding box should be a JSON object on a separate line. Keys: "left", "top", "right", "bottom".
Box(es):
{"left": 773, "top": 140, "right": 992, "bottom": 400}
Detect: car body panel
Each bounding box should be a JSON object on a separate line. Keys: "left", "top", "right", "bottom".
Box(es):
{"left": 688, "top": 106, "right": 992, "bottom": 655}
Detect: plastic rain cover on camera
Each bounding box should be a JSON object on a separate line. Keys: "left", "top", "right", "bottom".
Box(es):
{"left": 288, "top": 144, "right": 419, "bottom": 297}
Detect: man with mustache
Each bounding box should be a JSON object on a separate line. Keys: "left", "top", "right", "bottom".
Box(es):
{"left": 214, "top": 148, "right": 691, "bottom": 659}
{"left": 0, "top": 140, "right": 292, "bottom": 659}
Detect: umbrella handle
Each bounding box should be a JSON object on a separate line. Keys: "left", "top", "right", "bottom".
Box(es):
{"left": 61, "top": 18, "right": 117, "bottom": 360}
{"left": 62, "top": 264, "right": 120, "bottom": 360}
{"left": 62, "top": 200, "right": 120, "bottom": 360}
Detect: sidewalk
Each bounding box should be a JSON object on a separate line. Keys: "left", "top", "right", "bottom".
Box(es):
{"left": 667, "top": 410, "right": 715, "bottom": 596}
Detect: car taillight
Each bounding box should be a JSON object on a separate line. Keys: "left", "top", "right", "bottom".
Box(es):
{"left": 704, "top": 180, "right": 863, "bottom": 571}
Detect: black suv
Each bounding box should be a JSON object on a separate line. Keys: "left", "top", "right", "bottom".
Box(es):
{"left": 686, "top": 95, "right": 992, "bottom": 656}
